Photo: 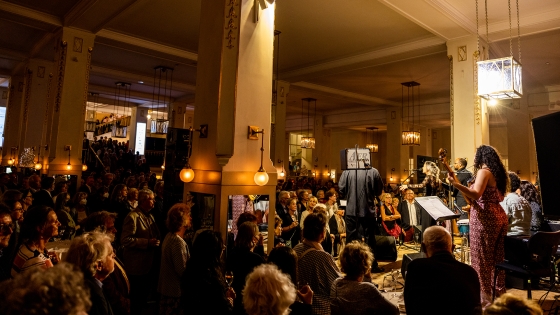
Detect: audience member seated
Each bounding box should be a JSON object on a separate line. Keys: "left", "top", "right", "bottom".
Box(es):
{"left": 120, "top": 189, "right": 161, "bottom": 315}
{"left": 324, "top": 191, "right": 338, "bottom": 220}
{"left": 380, "top": 193, "right": 401, "bottom": 238}
{"left": 500, "top": 172, "right": 532, "bottom": 236}
{"left": 404, "top": 226, "right": 481, "bottom": 315}
{"left": 158, "top": 203, "right": 192, "bottom": 315}
{"left": 330, "top": 241, "right": 398, "bottom": 315}
{"left": 181, "top": 230, "right": 235, "bottom": 314}
{"left": 0, "top": 207, "right": 14, "bottom": 281}
{"left": 226, "top": 222, "right": 265, "bottom": 315}
{"left": 293, "top": 212, "right": 341, "bottom": 315}
{"left": 273, "top": 215, "right": 285, "bottom": 247}
{"left": 519, "top": 180, "right": 543, "bottom": 232}
{"left": 483, "top": 293, "right": 542, "bottom": 315}
{"left": 3, "top": 197, "right": 23, "bottom": 272}
{"left": 11, "top": 205, "right": 60, "bottom": 277}
{"left": 329, "top": 207, "right": 346, "bottom": 258}
{"left": 67, "top": 231, "right": 116, "bottom": 315}
{"left": 399, "top": 189, "right": 422, "bottom": 242}
{"left": 82, "top": 211, "right": 129, "bottom": 315}
{"left": 268, "top": 246, "right": 313, "bottom": 315}
{"left": 243, "top": 264, "right": 297, "bottom": 315}
{"left": 0, "top": 262, "right": 92, "bottom": 315}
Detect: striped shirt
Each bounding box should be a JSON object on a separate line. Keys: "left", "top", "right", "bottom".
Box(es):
{"left": 11, "top": 244, "right": 54, "bottom": 277}
{"left": 294, "top": 242, "right": 341, "bottom": 315}
{"left": 158, "top": 233, "right": 189, "bottom": 297}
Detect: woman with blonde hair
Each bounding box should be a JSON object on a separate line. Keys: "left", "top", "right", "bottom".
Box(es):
{"left": 243, "top": 264, "right": 297, "bottom": 315}
{"left": 400, "top": 161, "right": 441, "bottom": 196}
{"left": 380, "top": 193, "right": 401, "bottom": 238}
{"left": 300, "top": 196, "right": 318, "bottom": 230}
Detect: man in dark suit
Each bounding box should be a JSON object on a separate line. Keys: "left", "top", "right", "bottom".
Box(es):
{"left": 404, "top": 226, "right": 481, "bottom": 315}
{"left": 32, "top": 177, "right": 55, "bottom": 208}
{"left": 399, "top": 189, "right": 422, "bottom": 242}
{"left": 275, "top": 191, "right": 290, "bottom": 217}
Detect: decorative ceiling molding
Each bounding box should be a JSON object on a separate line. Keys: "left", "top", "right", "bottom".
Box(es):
{"left": 426, "top": 0, "right": 476, "bottom": 34}
{"left": 0, "top": 2, "right": 61, "bottom": 27}
{"left": 63, "top": 0, "right": 98, "bottom": 27}
{"left": 281, "top": 36, "right": 445, "bottom": 80}
{"left": 96, "top": 29, "right": 198, "bottom": 62}
{"left": 90, "top": 65, "right": 196, "bottom": 92}
{"left": 292, "top": 82, "right": 399, "bottom": 107}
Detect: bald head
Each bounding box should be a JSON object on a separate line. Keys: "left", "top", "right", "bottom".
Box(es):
{"left": 422, "top": 226, "right": 452, "bottom": 257}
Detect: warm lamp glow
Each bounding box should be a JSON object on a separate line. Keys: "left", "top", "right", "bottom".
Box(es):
{"left": 161, "top": 165, "right": 165, "bottom": 170}
{"left": 301, "top": 137, "right": 315, "bottom": 149}
{"left": 66, "top": 164, "right": 72, "bottom": 171}
{"left": 488, "top": 99, "right": 498, "bottom": 106}
{"left": 279, "top": 170, "right": 285, "bottom": 177}
{"left": 477, "top": 57, "right": 522, "bottom": 100}
{"left": 7, "top": 159, "right": 13, "bottom": 166}
{"left": 180, "top": 167, "right": 195, "bottom": 183}
{"left": 82, "top": 164, "right": 88, "bottom": 171}
{"left": 254, "top": 170, "right": 269, "bottom": 186}
{"left": 402, "top": 131, "right": 420, "bottom": 146}
{"left": 35, "top": 163, "right": 42, "bottom": 170}
{"left": 147, "top": 114, "right": 151, "bottom": 119}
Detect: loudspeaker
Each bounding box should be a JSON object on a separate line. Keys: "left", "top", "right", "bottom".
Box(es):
{"left": 374, "top": 235, "right": 397, "bottom": 262}
{"left": 532, "top": 111, "right": 560, "bottom": 219}
{"left": 401, "top": 252, "right": 425, "bottom": 279}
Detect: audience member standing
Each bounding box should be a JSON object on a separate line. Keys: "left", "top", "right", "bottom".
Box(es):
{"left": 32, "top": 177, "right": 55, "bottom": 208}
{"left": 67, "top": 231, "right": 116, "bottom": 315}
{"left": 226, "top": 222, "right": 265, "bottom": 315}
{"left": 83, "top": 211, "right": 130, "bottom": 315}
{"left": 0, "top": 207, "right": 14, "bottom": 281}
{"left": 158, "top": 204, "right": 192, "bottom": 315}
{"left": 121, "top": 189, "right": 161, "bottom": 315}
{"left": 404, "top": 226, "right": 481, "bottom": 315}
{"left": 181, "top": 230, "right": 235, "bottom": 314}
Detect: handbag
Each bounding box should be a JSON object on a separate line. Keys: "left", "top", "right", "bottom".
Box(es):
{"left": 285, "top": 229, "right": 297, "bottom": 248}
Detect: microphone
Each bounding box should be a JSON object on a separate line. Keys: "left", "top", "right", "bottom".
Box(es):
{"left": 410, "top": 168, "right": 423, "bottom": 172}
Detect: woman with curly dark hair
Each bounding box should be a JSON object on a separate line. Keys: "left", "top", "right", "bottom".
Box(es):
{"left": 520, "top": 180, "right": 543, "bottom": 231}
{"left": 448, "top": 144, "right": 509, "bottom": 307}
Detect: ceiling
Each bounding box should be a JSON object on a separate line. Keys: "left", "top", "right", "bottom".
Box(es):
{"left": 0, "top": 0, "right": 559, "bottom": 131}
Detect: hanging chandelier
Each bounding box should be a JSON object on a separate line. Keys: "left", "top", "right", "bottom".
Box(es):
{"left": 151, "top": 66, "right": 173, "bottom": 134}
{"left": 366, "top": 127, "right": 379, "bottom": 153}
{"left": 401, "top": 81, "right": 420, "bottom": 146}
{"left": 300, "top": 98, "right": 316, "bottom": 149}
{"left": 476, "top": 0, "right": 522, "bottom": 100}
{"left": 113, "top": 82, "right": 130, "bottom": 138}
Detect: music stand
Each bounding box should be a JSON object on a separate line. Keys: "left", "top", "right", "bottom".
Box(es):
{"left": 414, "top": 196, "right": 461, "bottom": 244}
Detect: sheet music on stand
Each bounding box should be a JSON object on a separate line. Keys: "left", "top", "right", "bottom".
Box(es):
{"left": 414, "top": 196, "right": 460, "bottom": 221}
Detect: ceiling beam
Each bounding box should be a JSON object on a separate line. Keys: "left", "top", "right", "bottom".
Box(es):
{"left": 0, "top": 2, "right": 61, "bottom": 27}
{"left": 90, "top": 65, "right": 196, "bottom": 92}
{"left": 63, "top": 0, "right": 99, "bottom": 27}
{"left": 281, "top": 36, "right": 445, "bottom": 81}
{"left": 291, "top": 82, "right": 400, "bottom": 107}
{"left": 96, "top": 29, "right": 198, "bottom": 62}
{"left": 88, "top": 83, "right": 156, "bottom": 103}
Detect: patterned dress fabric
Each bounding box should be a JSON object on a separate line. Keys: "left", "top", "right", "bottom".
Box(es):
{"left": 469, "top": 184, "right": 508, "bottom": 307}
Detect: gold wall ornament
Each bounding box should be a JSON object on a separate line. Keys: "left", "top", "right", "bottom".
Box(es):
{"left": 458, "top": 46, "right": 467, "bottom": 62}
{"left": 473, "top": 51, "right": 481, "bottom": 126}
{"left": 448, "top": 55, "right": 454, "bottom": 126}
{"left": 42, "top": 73, "right": 53, "bottom": 144}
{"left": 54, "top": 41, "right": 68, "bottom": 113}
{"left": 225, "top": 0, "right": 239, "bottom": 49}
{"left": 73, "top": 37, "right": 83, "bottom": 53}
{"left": 82, "top": 47, "right": 93, "bottom": 117}
{"left": 22, "top": 68, "right": 33, "bottom": 127}
{"left": 37, "top": 66, "right": 45, "bottom": 78}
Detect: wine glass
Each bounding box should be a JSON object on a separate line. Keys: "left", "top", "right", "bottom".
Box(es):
{"left": 225, "top": 271, "right": 234, "bottom": 288}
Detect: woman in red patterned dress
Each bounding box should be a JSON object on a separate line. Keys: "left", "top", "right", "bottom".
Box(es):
{"left": 448, "top": 145, "right": 509, "bottom": 308}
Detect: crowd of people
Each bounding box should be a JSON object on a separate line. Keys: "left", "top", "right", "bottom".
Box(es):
{"left": 0, "top": 143, "right": 547, "bottom": 315}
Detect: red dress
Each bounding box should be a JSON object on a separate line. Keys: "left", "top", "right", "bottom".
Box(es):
{"left": 470, "top": 184, "right": 508, "bottom": 307}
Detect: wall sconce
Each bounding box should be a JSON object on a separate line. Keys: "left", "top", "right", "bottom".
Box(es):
{"left": 34, "top": 146, "right": 42, "bottom": 170}
{"left": 180, "top": 127, "right": 196, "bottom": 183}
{"left": 7, "top": 146, "right": 18, "bottom": 166}
{"left": 390, "top": 168, "right": 395, "bottom": 181}
{"left": 248, "top": 126, "right": 268, "bottom": 186}
{"left": 278, "top": 159, "right": 285, "bottom": 177}
{"left": 64, "top": 145, "right": 72, "bottom": 171}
